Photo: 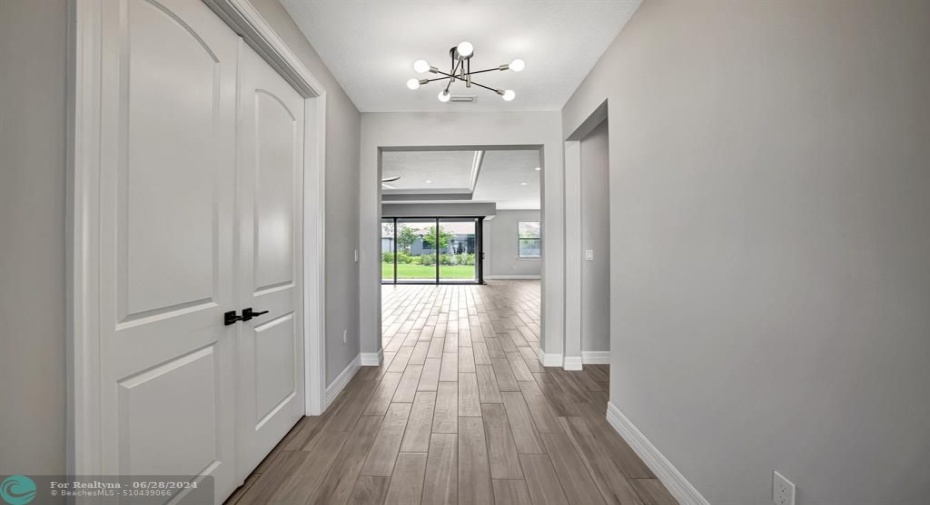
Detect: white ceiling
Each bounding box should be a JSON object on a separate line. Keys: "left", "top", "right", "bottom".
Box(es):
{"left": 280, "top": 0, "right": 642, "bottom": 112}
{"left": 382, "top": 149, "right": 540, "bottom": 209}
{"left": 473, "top": 150, "right": 540, "bottom": 209}
{"left": 382, "top": 151, "right": 476, "bottom": 190}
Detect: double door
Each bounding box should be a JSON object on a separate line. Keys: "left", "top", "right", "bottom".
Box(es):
{"left": 95, "top": 0, "right": 306, "bottom": 502}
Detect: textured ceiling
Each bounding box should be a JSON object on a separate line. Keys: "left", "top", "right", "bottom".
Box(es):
{"left": 280, "top": 0, "right": 642, "bottom": 112}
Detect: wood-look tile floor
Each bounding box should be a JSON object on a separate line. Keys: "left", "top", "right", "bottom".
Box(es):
{"left": 227, "top": 281, "right": 677, "bottom": 505}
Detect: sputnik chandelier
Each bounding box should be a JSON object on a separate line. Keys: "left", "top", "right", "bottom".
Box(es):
{"left": 406, "top": 41, "right": 525, "bottom": 102}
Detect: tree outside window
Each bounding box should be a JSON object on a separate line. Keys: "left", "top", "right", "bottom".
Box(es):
{"left": 395, "top": 227, "right": 419, "bottom": 253}
{"left": 422, "top": 225, "right": 452, "bottom": 251}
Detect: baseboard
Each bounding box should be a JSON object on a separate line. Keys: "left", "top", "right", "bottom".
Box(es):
{"left": 536, "top": 348, "right": 564, "bottom": 367}
{"left": 360, "top": 349, "right": 383, "bottom": 366}
{"left": 484, "top": 274, "right": 541, "bottom": 280}
{"left": 581, "top": 351, "right": 610, "bottom": 364}
{"left": 605, "top": 402, "right": 709, "bottom": 505}
{"left": 563, "top": 356, "right": 582, "bottom": 370}
{"left": 324, "top": 354, "right": 360, "bottom": 409}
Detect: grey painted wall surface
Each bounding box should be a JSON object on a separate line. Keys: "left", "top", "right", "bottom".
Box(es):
{"left": 0, "top": 0, "right": 68, "bottom": 477}
{"left": 359, "top": 112, "right": 564, "bottom": 357}
{"left": 0, "top": 0, "right": 362, "bottom": 475}
{"left": 382, "top": 201, "right": 496, "bottom": 218}
{"left": 580, "top": 121, "right": 610, "bottom": 353}
{"left": 484, "top": 210, "right": 542, "bottom": 278}
{"left": 562, "top": 1, "right": 930, "bottom": 503}
{"left": 251, "top": 0, "right": 361, "bottom": 386}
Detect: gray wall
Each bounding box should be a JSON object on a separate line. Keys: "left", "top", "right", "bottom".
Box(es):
{"left": 250, "top": 0, "right": 361, "bottom": 386}
{"left": 580, "top": 120, "right": 610, "bottom": 353}
{"left": 382, "top": 201, "right": 497, "bottom": 219}
{"left": 562, "top": 0, "right": 930, "bottom": 503}
{"left": 484, "top": 210, "right": 542, "bottom": 278}
{"left": 0, "top": 0, "right": 68, "bottom": 476}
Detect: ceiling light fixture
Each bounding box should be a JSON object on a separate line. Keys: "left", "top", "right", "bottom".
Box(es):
{"left": 534, "top": 167, "right": 541, "bottom": 171}
{"left": 408, "top": 41, "right": 523, "bottom": 102}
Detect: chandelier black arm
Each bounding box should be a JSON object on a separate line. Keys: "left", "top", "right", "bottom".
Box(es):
{"left": 434, "top": 67, "right": 506, "bottom": 80}
{"left": 434, "top": 70, "right": 460, "bottom": 80}
{"left": 462, "top": 67, "right": 508, "bottom": 76}
{"left": 426, "top": 71, "right": 500, "bottom": 94}
{"left": 464, "top": 79, "right": 500, "bottom": 94}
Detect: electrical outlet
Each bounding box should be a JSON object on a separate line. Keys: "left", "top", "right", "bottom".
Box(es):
{"left": 773, "top": 471, "right": 795, "bottom": 505}
{"left": 343, "top": 329, "right": 347, "bottom": 344}
{"left": 585, "top": 250, "right": 594, "bottom": 261}
{"left": 354, "top": 250, "right": 359, "bottom": 263}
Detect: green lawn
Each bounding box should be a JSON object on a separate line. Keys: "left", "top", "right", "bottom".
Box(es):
{"left": 383, "top": 263, "right": 475, "bottom": 280}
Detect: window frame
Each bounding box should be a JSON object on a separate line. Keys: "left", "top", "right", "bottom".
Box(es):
{"left": 517, "top": 221, "right": 542, "bottom": 259}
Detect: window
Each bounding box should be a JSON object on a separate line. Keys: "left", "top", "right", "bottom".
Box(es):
{"left": 518, "top": 221, "right": 541, "bottom": 258}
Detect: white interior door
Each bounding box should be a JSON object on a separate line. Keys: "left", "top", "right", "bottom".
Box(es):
{"left": 235, "top": 41, "right": 306, "bottom": 478}
{"left": 97, "top": 0, "right": 239, "bottom": 501}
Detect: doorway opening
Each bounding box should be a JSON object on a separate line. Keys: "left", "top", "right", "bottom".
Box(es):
{"left": 381, "top": 217, "right": 484, "bottom": 284}
{"left": 377, "top": 145, "right": 543, "bottom": 358}
{"left": 565, "top": 100, "right": 611, "bottom": 369}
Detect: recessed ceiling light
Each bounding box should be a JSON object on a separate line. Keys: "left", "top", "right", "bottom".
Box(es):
{"left": 425, "top": 180, "right": 432, "bottom": 184}
{"left": 520, "top": 182, "right": 528, "bottom": 186}
{"left": 534, "top": 167, "right": 541, "bottom": 171}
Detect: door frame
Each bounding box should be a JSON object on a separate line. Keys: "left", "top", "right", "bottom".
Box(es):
{"left": 563, "top": 100, "right": 609, "bottom": 370}
{"left": 66, "top": 0, "right": 328, "bottom": 477}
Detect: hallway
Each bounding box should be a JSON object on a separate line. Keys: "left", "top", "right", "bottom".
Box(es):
{"left": 227, "top": 281, "right": 675, "bottom": 505}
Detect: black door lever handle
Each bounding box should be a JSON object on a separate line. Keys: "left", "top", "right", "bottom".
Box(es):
{"left": 242, "top": 307, "right": 269, "bottom": 321}
{"left": 224, "top": 311, "right": 243, "bottom": 326}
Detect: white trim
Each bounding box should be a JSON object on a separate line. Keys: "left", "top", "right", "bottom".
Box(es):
{"left": 606, "top": 402, "right": 710, "bottom": 505}
{"left": 563, "top": 356, "right": 583, "bottom": 371}
{"left": 360, "top": 350, "right": 384, "bottom": 366}
{"left": 324, "top": 354, "right": 360, "bottom": 409}
{"left": 300, "top": 94, "right": 327, "bottom": 416}
{"left": 485, "top": 275, "right": 541, "bottom": 280}
{"left": 205, "top": 0, "right": 328, "bottom": 420}
{"left": 537, "top": 348, "right": 564, "bottom": 368}
{"left": 67, "top": 0, "right": 103, "bottom": 477}
{"left": 203, "top": 0, "right": 324, "bottom": 97}
{"left": 582, "top": 351, "right": 610, "bottom": 364}
{"left": 67, "top": 0, "right": 330, "bottom": 476}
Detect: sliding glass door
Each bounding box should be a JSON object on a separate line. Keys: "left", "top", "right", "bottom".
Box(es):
{"left": 395, "top": 219, "right": 439, "bottom": 283}
{"left": 382, "top": 217, "right": 482, "bottom": 284}
{"left": 439, "top": 219, "right": 478, "bottom": 283}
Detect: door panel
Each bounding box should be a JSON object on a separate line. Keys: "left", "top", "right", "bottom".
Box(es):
{"left": 236, "top": 41, "right": 306, "bottom": 478}
{"left": 117, "top": 347, "right": 218, "bottom": 477}
{"left": 254, "top": 314, "right": 297, "bottom": 424}
{"left": 395, "top": 219, "right": 438, "bottom": 283}
{"left": 122, "top": 0, "right": 220, "bottom": 317}
{"left": 254, "top": 91, "right": 297, "bottom": 292}
{"left": 438, "top": 219, "right": 478, "bottom": 283}
{"left": 98, "top": 0, "right": 239, "bottom": 501}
